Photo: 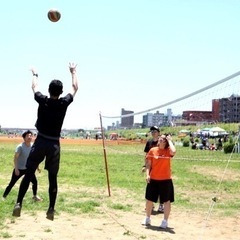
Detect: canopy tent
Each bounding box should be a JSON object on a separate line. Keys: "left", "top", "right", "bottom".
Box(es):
{"left": 209, "top": 127, "right": 228, "bottom": 137}
{"left": 200, "top": 127, "right": 211, "bottom": 132}
{"left": 209, "top": 127, "right": 226, "bottom": 132}
{"left": 199, "top": 128, "right": 211, "bottom": 137}
{"left": 199, "top": 127, "right": 228, "bottom": 138}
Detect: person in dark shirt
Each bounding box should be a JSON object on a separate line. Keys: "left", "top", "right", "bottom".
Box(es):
{"left": 143, "top": 126, "right": 160, "bottom": 169}
{"left": 143, "top": 126, "right": 164, "bottom": 213}
{"left": 12, "top": 63, "right": 78, "bottom": 220}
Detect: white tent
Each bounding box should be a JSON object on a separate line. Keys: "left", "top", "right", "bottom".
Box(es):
{"left": 209, "top": 127, "right": 227, "bottom": 137}
{"left": 209, "top": 127, "right": 226, "bottom": 132}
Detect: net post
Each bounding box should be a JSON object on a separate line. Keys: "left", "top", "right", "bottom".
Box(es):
{"left": 99, "top": 112, "right": 111, "bottom": 196}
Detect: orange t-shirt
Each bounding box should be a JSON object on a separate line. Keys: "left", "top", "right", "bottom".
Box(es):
{"left": 146, "top": 147, "right": 173, "bottom": 180}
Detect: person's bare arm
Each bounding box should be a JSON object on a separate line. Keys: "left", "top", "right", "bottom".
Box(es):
{"left": 30, "top": 68, "right": 39, "bottom": 93}
{"left": 145, "top": 158, "right": 151, "bottom": 183}
{"left": 69, "top": 63, "right": 78, "bottom": 97}
{"left": 166, "top": 135, "right": 176, "bottom": 156}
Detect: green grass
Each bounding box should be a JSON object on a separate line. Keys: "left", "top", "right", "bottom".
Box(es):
{"left": 0, "top": 140, "right": 240, "bottom": 234}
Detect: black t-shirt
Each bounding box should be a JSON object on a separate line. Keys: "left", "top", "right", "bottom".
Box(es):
{"left": 34, "top": 92, "right": 73, "bottom": 137}
{"left": 144, "top": 139, "right": 158, "bottom": 153}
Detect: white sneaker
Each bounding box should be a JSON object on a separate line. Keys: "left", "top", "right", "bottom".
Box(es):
{"left": 159, "top": 219, "right": 168, "bottom": 229}
{"left": 142, "top": 217, "right": 151, "bottom": 226}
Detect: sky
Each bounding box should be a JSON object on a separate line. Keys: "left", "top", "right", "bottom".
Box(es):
{"left": 1, "top": 0, "right": 240, "bottom": 130}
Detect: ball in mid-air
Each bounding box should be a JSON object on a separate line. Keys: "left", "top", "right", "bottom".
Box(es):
{"left": 48, "top": 9, "right": 61, "bottom": 22}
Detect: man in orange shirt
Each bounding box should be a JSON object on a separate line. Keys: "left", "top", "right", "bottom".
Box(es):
{"left": 142, "top": 134, "right": 176, "bottom": 229}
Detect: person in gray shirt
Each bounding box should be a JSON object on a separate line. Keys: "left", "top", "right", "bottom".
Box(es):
{"left": 2, "top": 130, "right": 42, "bottom": 202}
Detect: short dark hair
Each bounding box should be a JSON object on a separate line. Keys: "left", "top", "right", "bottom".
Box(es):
{"left": 150, "top": 126, "right": 160, "bottom": 132}
{"left": 22, "top": 130, "right": 33, "bottom": 138}
{"left": 48, "top": 80, "right": 63, "bottom": 97}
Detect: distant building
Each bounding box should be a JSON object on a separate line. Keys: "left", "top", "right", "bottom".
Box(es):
{"left": 142, "top": 111, "right": 164, "bottom": 127}
{"left": 142, "top": 110, "right": 177, "bottom": 127}
{"left": 166, "top": 108, "right": 172, "bottom": 123}
{"left": 121, "top": 108, "right": 134, "bottom": 128}
{"left": 170, "top": 114, "right": 182, "bottom": 126}
{"left": 212, "top": 99, "right": 220, "bottom": 122}
{"left": 182, "top": 110, "right": 213, "bottom": 124}
{"left": 217, "top": 94, "right": 240, "bottom": 123}
{"left": 142, "top": 113, "right": 153, "bottom": 128}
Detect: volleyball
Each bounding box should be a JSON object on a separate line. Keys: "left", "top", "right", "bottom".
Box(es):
{"left": 47, "top": 9, "right": 61, "bottom": 22}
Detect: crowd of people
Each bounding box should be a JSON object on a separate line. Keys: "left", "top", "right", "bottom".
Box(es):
{"left": 190, "top": 134, "right": 226, "bottom": 151}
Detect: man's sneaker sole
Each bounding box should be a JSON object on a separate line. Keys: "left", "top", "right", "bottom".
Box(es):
{"left": 12, "top": 204, "right": 21, "bottom": 217}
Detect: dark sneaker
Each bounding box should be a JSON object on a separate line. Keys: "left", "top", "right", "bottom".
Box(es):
{"left": 46, "top": 208, "right": 55, "bottom": 221}
{"left": 12, "top": 203, "right": 21, "bottom": 217}
{"left": 158, "top": 204, "right": 164, "bottom": 213}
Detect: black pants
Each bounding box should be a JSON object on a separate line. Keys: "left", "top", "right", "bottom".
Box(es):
{"left": 3, "top": 169, "right": 37, "bottom": 198}
{"left": 16, "top": 136, "right": 60, "bottom": 210}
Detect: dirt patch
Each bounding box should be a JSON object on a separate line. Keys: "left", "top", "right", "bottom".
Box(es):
{"left": 3, "top": 207, "right": 239, "bottom": 240}
{"left": 191, "top": 166, "right": 240, "bottom": 181}
{"left": 0, "top": 136, "right": 143, "bottom": 146}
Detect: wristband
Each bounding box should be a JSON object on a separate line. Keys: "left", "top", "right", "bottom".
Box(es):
{"left": 33, "top": 73, "right": 38, "bottom": 77}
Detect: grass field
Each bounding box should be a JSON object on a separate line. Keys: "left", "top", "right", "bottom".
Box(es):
{"left": 0, "top": 137, "right": 240, "bottom": 238}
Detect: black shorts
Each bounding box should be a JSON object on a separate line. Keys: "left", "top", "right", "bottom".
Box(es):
{"left": 145, "top": 179, "right": 174, "bottom": 203}
{"left": 26, "top": 136, "right": 60, "bottom": 175}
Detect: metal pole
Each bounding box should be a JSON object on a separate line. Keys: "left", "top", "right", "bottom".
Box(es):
{"left": 99, "top": 112, "right": 111, "bottom": 196}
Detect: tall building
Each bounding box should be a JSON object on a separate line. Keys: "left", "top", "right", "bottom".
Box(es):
{"left": 121, "top": 108, "right": 134, "bottom": 128}
{"left": 217, "top": 94, "right": 240, "bottom": 123}
{"left": 212, "top": 99, "right": 220, "bottom": 122}
{"left": 142, "top": 111, "right": 165, "bottom": 127}
{"left": 142, "top": 113, "right": 153, "bottom": 128}
{"left": 166, "top": 108, "right": 173, "bottom": 125}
